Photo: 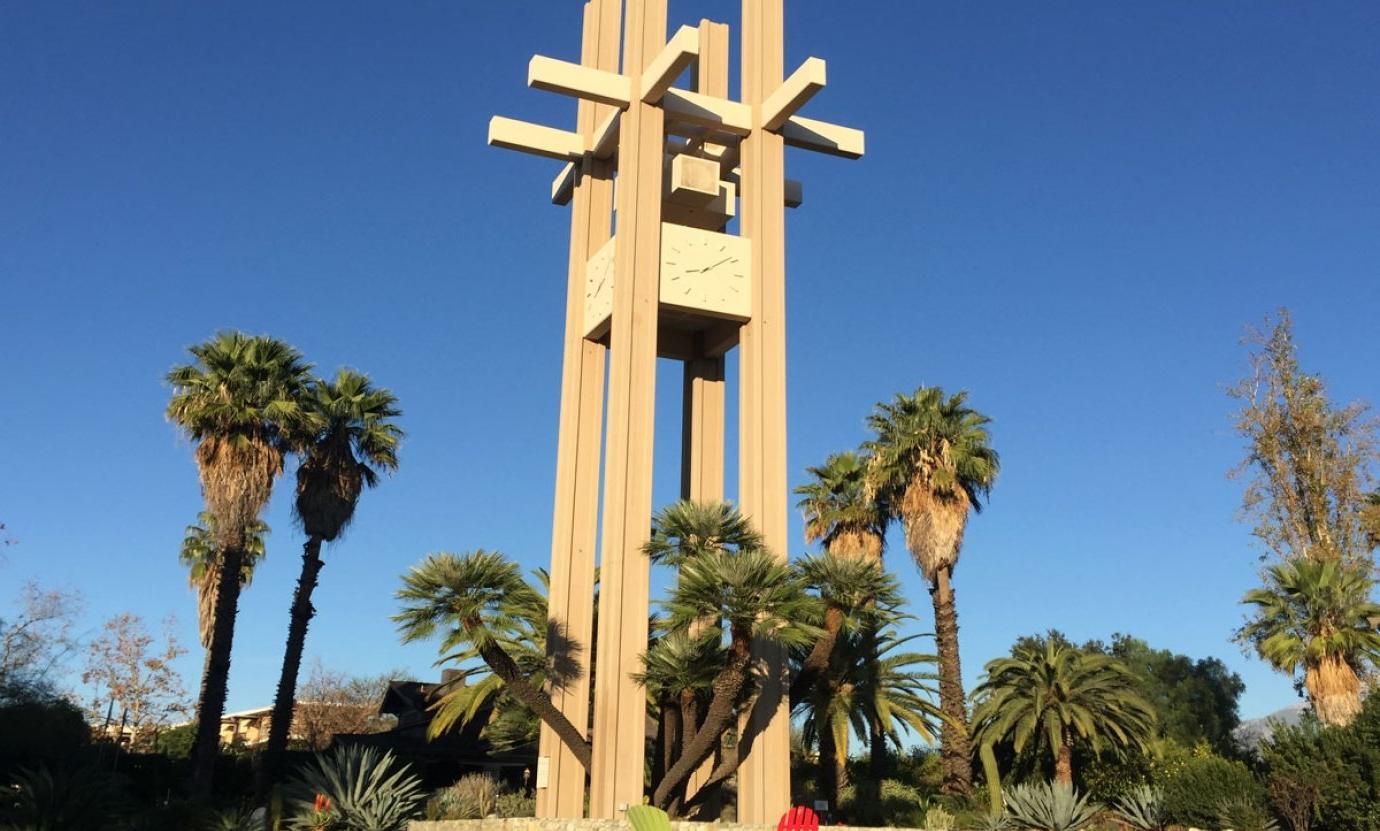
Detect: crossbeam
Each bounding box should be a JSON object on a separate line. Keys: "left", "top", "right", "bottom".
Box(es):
{"left": 761, "top": 57, "right": 826, "bottom": 130}
{"left": 488, "top": 116, "right": 584, "bottom": 161}
{"left": 778, "top": 115, "right": 864, "bottom": 159}
{"left": 640, "top": 25, "right": 700, "bottom": 103}
{"left": 551, "top": 162, "right": 578, "bottom": 205}
{"left": 528, "top": 55, "right": 632, "bottom": 108}
{"left": 591, "top": 110, "right": 621, "bottom": 159}
{"left": 660, "top": 88, "right": 752, "bottom": 136}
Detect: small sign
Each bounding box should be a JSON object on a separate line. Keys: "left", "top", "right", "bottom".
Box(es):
{"left": 814, "top": 800, "right": 829, "bottom": 812}
{"left": 536, "top": 756, "right": 550, "bottom": 789}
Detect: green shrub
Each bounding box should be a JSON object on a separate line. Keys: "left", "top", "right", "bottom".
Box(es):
{"left": 284, "top": 745, "right": 426, "bottom": 831}
{"left": 152, "top": 723, "right": 197, "bottom": 759}
{"left": 1003, "top": 781, "right": 1102, "bottom": 831}
{"left": 0, "top": 698, "right": 90, "bottom": 777}
{"left": 1216, "top": 796, "right": 1280, "bottom": 831}
{"left": 495, "top": 790, "right": 534, "bottom": 818}
{"left": 924, "top": 804, "right": 955, "bottom": 830}
{"left": 1260, "top": 696, "right": 1380, "bottom": 831}
{"left": 1157, "top": 749, "right": 1263, "bottom": 828}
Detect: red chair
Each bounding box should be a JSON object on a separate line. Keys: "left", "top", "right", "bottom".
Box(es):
{"left": 777, "top": 805, "right": 821, "bottom": 831}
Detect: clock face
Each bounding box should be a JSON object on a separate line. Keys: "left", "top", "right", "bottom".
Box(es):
{"left": 659, "top": 223, "right": 751, "bottom": 321}
{"left": 583, "top": 237, "right": 615, "bottom": 338}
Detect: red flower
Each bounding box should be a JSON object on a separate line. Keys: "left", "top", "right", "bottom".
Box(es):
{"left": 314, "top": 793, "right": 332, "bottom": 814}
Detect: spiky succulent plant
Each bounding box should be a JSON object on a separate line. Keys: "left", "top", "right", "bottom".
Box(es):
{"left": 1004, "top": 781, "right": 1102, "bottom": 831}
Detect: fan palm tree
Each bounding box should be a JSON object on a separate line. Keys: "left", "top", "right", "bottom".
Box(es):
{"left": 636, "top": 628, "right": 725, "bottom": 812}
{"left": 796, "top": 451, "right": 888, "bottom": 561}
{"left": 262, "top": 370, "right": 402, "bottom": 789}
{"left": 1240, "top": 558, "right": 1380, "bottom": 726}
{"left": 394, "top": 550, "right": 592, "bottom": 767}
{"left": 643, "top": 499, "right": 763, "bottom": 566}
{"left": 970, "top": 638, "right": 1156, "bottom": 786}
{"left": 865, "top": 386, "right": 999, "bottom": 795}
{"left": 179, "top": 514, "right": 268, "bottom": 648}
{"left": 166, "top": 331, "right": 312, "bottom": 796}
{"left": 789, "top": 554, "right": 899, "bottom": 704}
{"left": 651, "top": 547, "right": 820, "bottom": 809}
{"left": 796, "top": 451, "right": 893, "bottom": 780}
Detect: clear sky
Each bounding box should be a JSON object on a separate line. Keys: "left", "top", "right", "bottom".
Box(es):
{"left": 2, "top": 1, "right": 1378, "bottom": 725}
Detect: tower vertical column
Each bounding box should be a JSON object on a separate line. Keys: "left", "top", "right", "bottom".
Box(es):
{"left": 537, "top": 0, "right": 620, "bottom": 818}
{"left": 588, "top": 0, "right": 667, "bottom": 818}
{"left": 736, "top": 0, "right": 791, "bottom": 823}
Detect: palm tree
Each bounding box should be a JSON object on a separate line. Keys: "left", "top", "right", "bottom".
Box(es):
{"left": 651, "top": 547, "right": 819, "bottom": 809}
{"left": 636, "top": 628, "right": 724, "bottom": 812}
{"left": 394, "top": 550, "right": 593, "bottom": 767}
{"left": 796, "top": 451, "right": 888, "bottom": 561}
{"left": 643, "top": 499, "right": 763, "bottom": 566}
{"left": 262, "top": 370, "right": 402, "bottom": 789}
{"left": 166, "top": 331, "right": 312, "bottom": 796}
{"left": 794, "top": 629, "right": 942, "bottom": 812}
{"left": 796, "top": 451, "right": 893, "bottom": 781}
{"left": 1241, "top": 558, "right": 1380, "bottom": 726}
{"left": 970, "top": 638, "right": 1156, "bottom": 786}
{"left": 179, "top": 514, "right": 268, "bottom": 648}
{"left": 789, "top": 554, "right": 899, "bottom": 704}
{"left": 865, "top": 386, "right": 999, "bottom": 794}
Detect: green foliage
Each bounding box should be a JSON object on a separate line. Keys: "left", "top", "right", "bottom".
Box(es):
{"left": 1113, "top": 785, "right": 1168, "bottom": 831}
{"left": 284, "top": 745, "right": 425, "bottom": 831}
{"left": 1158, "top": 749, "right": 1264, "bottom": 829}
{"left": 1259, "top": 694, "right": 1380, "bottom": 831}
{"left": 794, "top": 450, "right": 888, "bottom": 553}
{"left": 0, "top": 764, "right": 128, "bottom": 831}
{"left": 494, "top": 790, "right": 534, "bottom": 818}
{"left": 1216, "top": 797, "right": 1280, "bottom": 831}
{"left": 0, "top": 698, "right": 89, "bottom": 777}
{"left": 837, "top": 778, "right": 928, "bottom": 827}
{"left": 427, "top": 773, "right": 498, "bottom": 820}
{"left": 1002, "top": 782, "right": 1102, "bottom": 831}
{"left": 923, "top": 804, "right": 955, "bottom": 830}
{"left": 642, "top": 499, "right": 762, "bottom": 566}
{"left": 152, "top": 722, "right": 197, "bottom": 759}
{"left": 972, "top": 637, "right": 1157, "bottom": 782}
{"left": 1240, "top": 558, "right": 1380, "bottom": 691}
{"left": 1083, "top": 634, "right": 1244, "bottom": 753}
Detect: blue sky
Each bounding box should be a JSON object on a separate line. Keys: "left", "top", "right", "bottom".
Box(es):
{"left": 2, "top": 1, "right": 1378, "bottom": 725}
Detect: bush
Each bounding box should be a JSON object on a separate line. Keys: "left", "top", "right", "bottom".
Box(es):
{"left": 152, "top": 723, "right": 196, "bottom": 759}
{"left": 1260, "top": 695, "right": 1380, "bottom": 831}
{"left": 1157, "top": 748, "right": 1264, "bottom": 828}
{"left": 494, "top": 790, "right": 534, "bottom": 818}
{"left": 284, "top": 745, "right": 426, "bottom": 831}
{"left": 837, "top": 777, "right": 929, "bottom": 826}
{"left": 0, "top": 697, "right": 90, "bottom": 776}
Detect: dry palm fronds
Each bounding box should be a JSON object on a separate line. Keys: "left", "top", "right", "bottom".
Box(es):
{"left": 195, "top": 435, "right": 281, "bottom": 551}
{"left": 295, "top": 435, "right": 364, "bottom": 541}
{"left": 1306, "top": 653, "right": 1362, "bottom": 726}
{"left": 900, "top": 479, "right": 969, "bottom": 582}
{"left": 826, "top": 529, "right": 884, "bottom": 562}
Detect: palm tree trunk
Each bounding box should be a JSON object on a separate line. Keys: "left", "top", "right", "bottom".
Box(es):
{"left": 789, "top": 605, "right": 844, "bottom": 706}
{"left": 258, "top": 535, "right": 326, "bottom": 801}
{"left": 817, "top": 704, "right": 840, "bottom": 810}
{"left": 932, "top": 565, "right": 972, "bottom": 796}
{"left": 653, "top": 634, "right": 752, "bottom": 809}
{"left": 475, "top": 639, "right": 592, "bottom": 768}
{"left": 190, "top": 545, "right": 246, "bottom": 798}
{"left": 1054, "top": 733, "right": 1073, "bottom": 786}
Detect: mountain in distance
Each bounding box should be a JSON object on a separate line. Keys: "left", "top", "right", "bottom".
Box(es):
{"left": 1233, "top": 701, "right": 1309, "bottom": 752}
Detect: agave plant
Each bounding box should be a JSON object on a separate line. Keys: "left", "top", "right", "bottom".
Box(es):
{"left": 1, "top": 764, "right": 129, "bottom": 831}
{"left": 1114, "top": 785, "right": 1168, "bottom": 831}
{"left": 1004, "top": 781, "right": 1102, "bottom": 831}
{"left": 285, "top": 745, "right": 426, "bottom": 831}
{"left": 970, "top": 809, "right": 1012, "bottom": 831}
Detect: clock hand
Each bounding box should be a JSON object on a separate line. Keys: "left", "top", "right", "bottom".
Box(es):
{"left": 702, "top": 257, "right": 734, "bottom": 273}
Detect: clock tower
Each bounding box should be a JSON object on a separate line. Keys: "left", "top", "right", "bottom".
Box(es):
{"left": 486, "top": 0, "right": 863, "bottom": 821}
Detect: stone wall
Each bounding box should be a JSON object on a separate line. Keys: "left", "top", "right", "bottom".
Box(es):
{"left": 408, "top": 821, "right": 925, "bottom": 831}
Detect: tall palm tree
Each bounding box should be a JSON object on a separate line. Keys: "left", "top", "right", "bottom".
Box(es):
{"left": 865, "top": 386, "right": 999, "bottom": 794}
{"left": 797, "top": 451, "right": 894, "bottom": 781}
{"left": 394, "top": 549, "right": 593, "bottom": 767}
{"left": 796, "top": 451, "right": 888, "bottom": 561}
{"left": 971, "top": 638, "right": 1156, "bottom": 786}
{"left": 1241, "top": 558, "right": 1380, "bottom": 726}
{"left": 179, "top": 514, "right": 269, "bottom": 648}
{"left": 262, "top": 370, "right": 402, "bottom": 790}
{"left": 651, "top": 547, "right": 819, "bottom": 809}
{"left": 166, "top": 331, "right": 312, "bottom": 796}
